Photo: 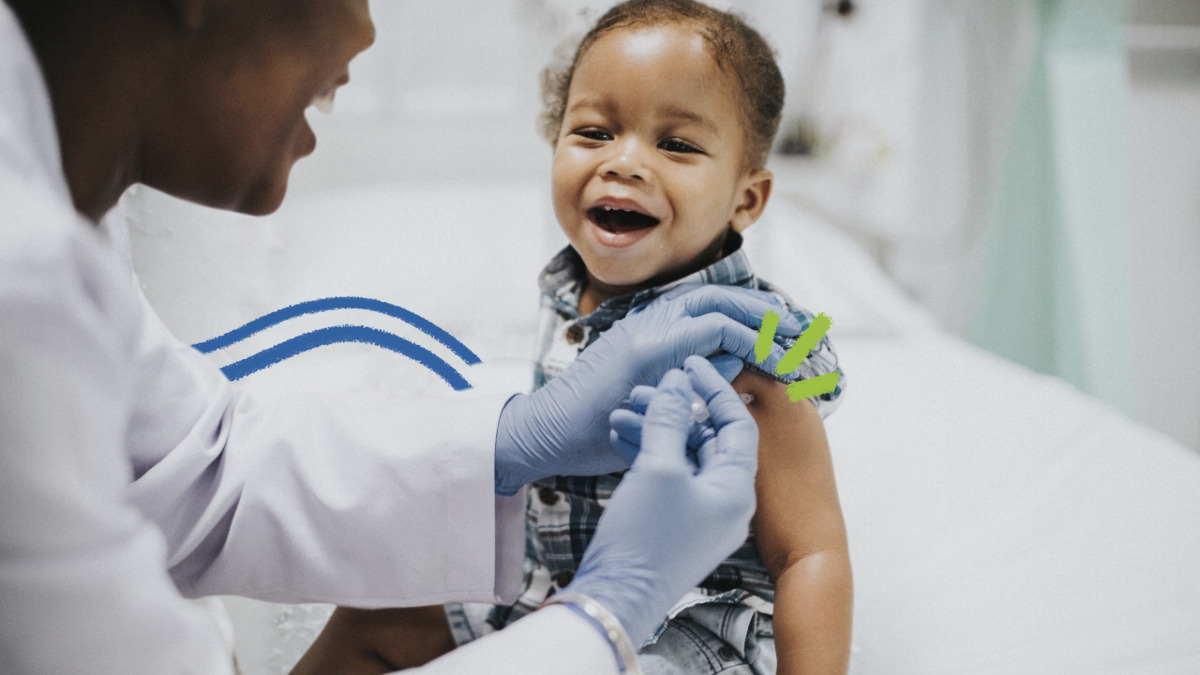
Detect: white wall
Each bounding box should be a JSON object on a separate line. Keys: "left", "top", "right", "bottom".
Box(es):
{"left": 127, "top": 0, "right": 1199, "bottom": 453}
{"left": 1126, "top": 28, "right": 1200, "bottom": 450}
{"left": 779, "top": 0, "right": 1200, "bottom": 450}
{"left": 115, "top": 3, "right": 1199, "bottom": 671}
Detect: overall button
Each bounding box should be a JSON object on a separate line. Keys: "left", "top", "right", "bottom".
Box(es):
{"left": 552, "top": 570, "right": 575, "bottom": 587}
{"left": 537, "top": 487, "right": 560, "bottom": 505}
{"left": 564, "top": 324, "right": 585, "bottom": 344}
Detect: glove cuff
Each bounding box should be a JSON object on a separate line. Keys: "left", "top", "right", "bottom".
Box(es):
{"left": 493, "top": 393, "right": 530, "bottom": 495}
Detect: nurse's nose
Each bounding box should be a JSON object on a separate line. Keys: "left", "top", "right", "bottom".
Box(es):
{"left": 599, "top": 139, "right": 648, "bottom": 183}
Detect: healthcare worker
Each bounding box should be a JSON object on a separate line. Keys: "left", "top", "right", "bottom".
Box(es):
{"left": 0, "top": 1, "right": 803, "bottom": 673}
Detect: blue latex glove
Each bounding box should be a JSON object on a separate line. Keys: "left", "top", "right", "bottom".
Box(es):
{"left": 494, "top": 284, "right": 798, "bottom": 494}
{"left": 564, "top": 356, "right": 760, "bottom": 644}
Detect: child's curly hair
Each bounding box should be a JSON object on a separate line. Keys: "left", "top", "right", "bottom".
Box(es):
{"left": 540, "top": 0, "right": 784, "bottom": 170}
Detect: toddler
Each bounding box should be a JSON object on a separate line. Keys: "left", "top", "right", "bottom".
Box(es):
{"left": 295, "top": 1, "right": 851, "bottom": 673}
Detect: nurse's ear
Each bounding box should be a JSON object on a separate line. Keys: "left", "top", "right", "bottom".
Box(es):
{"left": 159, "top": 0, "right": 214, "bottom": 30}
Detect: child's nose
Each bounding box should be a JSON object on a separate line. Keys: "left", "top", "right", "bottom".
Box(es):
{"left": 599, "top": 139, "right": 648, "bottom": 182}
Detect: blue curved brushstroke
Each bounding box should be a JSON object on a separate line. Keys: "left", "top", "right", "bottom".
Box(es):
{"left": 192, "top": 296, "right": 479, "bottom": 365}
{"left": 218, "top": 325, "right": 472, "bottom": 390}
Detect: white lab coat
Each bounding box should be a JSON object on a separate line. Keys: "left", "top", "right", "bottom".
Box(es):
{"left": 0, "top": 4, "right": 618, "bottom": 673}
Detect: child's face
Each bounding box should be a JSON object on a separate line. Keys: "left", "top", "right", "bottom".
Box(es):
{"left": 551, "top": 24, "right": 770, "bottom": 302}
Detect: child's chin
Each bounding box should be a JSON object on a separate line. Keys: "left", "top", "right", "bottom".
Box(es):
{"left": 583, "top": 261, "right": 642, "bottom": 282}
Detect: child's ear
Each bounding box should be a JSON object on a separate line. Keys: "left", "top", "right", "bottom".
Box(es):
{"left": 730, "top": 169, "right": 773, "bottom": 233}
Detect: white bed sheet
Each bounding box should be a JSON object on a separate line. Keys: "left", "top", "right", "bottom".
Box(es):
{"left": 754, "top": 197, "right": 1200, "bottom": 673}
{"left": 831, "top": 333, "right": 1200, "bottom": 673}
{"left": 131, "top": 181, "right": 1200, "bottom": 674}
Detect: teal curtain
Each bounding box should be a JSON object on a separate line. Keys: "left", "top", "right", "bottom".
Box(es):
{"left": 973, "top": 0, "right": 1133, "bottom": 413}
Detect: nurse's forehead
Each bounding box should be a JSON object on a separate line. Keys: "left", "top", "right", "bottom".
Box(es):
{"left": 203, "top": 0, "right": 369, "bottom": 44}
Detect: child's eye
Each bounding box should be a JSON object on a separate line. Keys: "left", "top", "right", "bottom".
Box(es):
{"left": 572, "top": 128, "right": 612, "bottom": 142}
{"left": 659, "top": 138, "right": 701, "bottom": 154}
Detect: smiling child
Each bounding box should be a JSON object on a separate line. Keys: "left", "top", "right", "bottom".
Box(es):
{"left": 294, "top": 1, "right": 851, "bottom": 673}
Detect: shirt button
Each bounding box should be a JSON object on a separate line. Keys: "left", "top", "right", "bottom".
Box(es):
{"left": 553, "top": 570, "right": 575, "bottom": 587}
{"left": 537, "top": 487, "right": 560, "bottom": 505}
{"left": 718, "top": 645, "right": 738, "bottom": 661}
{"left": 564, "top": 324, "right": 584, "bottom": 344}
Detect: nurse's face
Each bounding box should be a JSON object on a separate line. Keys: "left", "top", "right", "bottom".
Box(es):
{"left": 140, "top": 0, "right": 375, "bottom": 215}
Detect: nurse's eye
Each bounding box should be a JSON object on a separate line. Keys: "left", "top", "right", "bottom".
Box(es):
{"left": 572, "top": 128, "right": 613, "bottom": 142}
{"left": 660, "top": 138, "right": 701, "bottom": 154}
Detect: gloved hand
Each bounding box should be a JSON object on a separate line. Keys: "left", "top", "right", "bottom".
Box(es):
{"left": 563, "top": 356, "right": 760, "bottom": 644}
{"left": 494, "top": 284, "right": 797, "bottom": 494}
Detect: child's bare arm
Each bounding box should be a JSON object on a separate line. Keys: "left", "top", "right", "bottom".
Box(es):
{"left": 733, "top": 372, "right": 853, "bottom": 675}
{"left": 290, "top": 605, "right": 454, "bottom": 675}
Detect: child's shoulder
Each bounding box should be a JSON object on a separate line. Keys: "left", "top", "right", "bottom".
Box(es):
{"left": 739, "top": 276, "right": 846, "bottom": 416}
{"left": 754, "top": 277, "right": 823, "bottom": 331}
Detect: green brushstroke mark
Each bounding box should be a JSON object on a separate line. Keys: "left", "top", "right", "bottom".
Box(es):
{"left": 786, "top": 372, "right": 841, "bottom": 403}
{"left": 754, "top": 310, "right": 838, "bottom": 405}
{"left": 755, "top": 310, "right": 781, "bottom": 365}
{"left": 774, "top": 312, "right": 833, "bottom": 375}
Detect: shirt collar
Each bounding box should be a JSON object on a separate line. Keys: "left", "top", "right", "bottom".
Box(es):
{"left": 537, "top": 230, "right": 758, "bottom": 333}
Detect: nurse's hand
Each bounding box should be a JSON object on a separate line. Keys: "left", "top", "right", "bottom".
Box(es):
{"left": 564, "top": 356, "right": 759, "bottom": 644}
{"left": 493, "top": 285, "right": 796, "bottom": 495}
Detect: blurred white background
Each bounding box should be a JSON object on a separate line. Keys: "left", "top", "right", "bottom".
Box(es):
{"left": 127, "top": 0, "right": 1200, "bottom": 452}
{"left": 110, "top": 2, "right": 1200, "bottom": 672}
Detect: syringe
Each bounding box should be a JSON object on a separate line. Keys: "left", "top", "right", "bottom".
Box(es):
{"left": 690, "top": 392, "right": 755, "bottom": 423}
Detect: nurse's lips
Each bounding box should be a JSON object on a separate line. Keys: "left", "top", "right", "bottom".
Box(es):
{"left": 586, "top": 198, "right": 661, "bottom": 234}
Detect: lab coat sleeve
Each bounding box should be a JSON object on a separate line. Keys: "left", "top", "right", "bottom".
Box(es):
{"left": 2, "top": 5, "right": 523, "bottom": 669}
{"left": 406, "top": 606, "right": 621, "bottom": 675}
{"left": 123, "top": 273, "right": 524, "bottom": 606}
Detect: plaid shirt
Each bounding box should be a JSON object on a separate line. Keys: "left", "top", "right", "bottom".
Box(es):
{"left": 485, "top": 234, "right": 845, "bottom": 632}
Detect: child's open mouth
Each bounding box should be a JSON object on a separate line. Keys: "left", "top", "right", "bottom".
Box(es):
{"left": 587, "top": 206, "right": 661, "bottom": 234}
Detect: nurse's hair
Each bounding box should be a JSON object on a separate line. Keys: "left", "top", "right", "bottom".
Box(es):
{"left": 539, "top": 0, "right": 785, "bottom": 170}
